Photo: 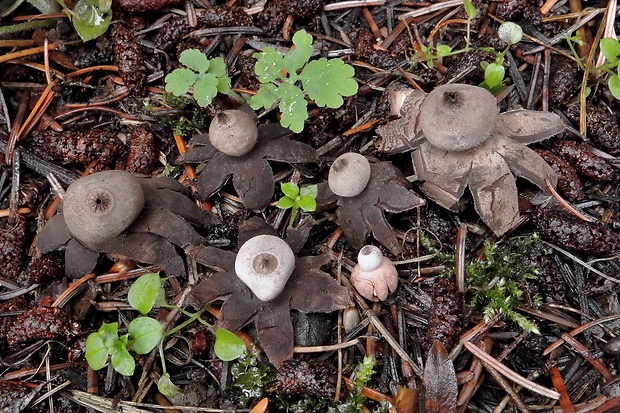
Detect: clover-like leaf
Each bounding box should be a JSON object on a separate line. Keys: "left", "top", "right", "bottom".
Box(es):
{"left": 276, "top": 196, "right": 296, "bottom": 209}
{"left": 497, "top": 22, "right": 523, "bottom": 46}
{"left": 193, "top": 72, "right": 219, "bottom": 107}
{"left": 128, "top": 272, "right": 161, "bottom": 315}
{"left": 278, "top": 81, "right": 308, "bottom": 133}
{"left": 128, "top": 316, "right": 164, "bottom": 354}
{"left": 85, "top": 333, "right": 108, "bottom": 371}
{"left": 300, "top": 184, "right": 317, "bottom": 198}
{"left": 98, "top": 322, "right": 119, "bottom": 348}
{"left": 214, "top": 329, "right": 246, "bottom": 361}
{"left": 253, "top": 47, "right": 286, "bottom": 83}
{"left": 111, "top": 346, "right": 135, "bottom": 376}
{"left": 165, "top": 68, "right": 196, "bottom": 96}
{"left": 179, "top": 49, "right": 209, "bottom": 74}
{"left": 284, "top": 30, "right": 314, "bottom": 75}
{"left": 251, "top": 83, "right": 280, "bottom": 111}
{"left": 463, "top": 0, "right": 477, "bottom": 21}
{"left": 300, "top": 58, "right": 358, "bottom": 108}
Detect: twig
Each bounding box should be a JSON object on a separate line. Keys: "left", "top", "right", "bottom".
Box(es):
{"left": 464, "top": 341, "right": 561, "bottom": 400}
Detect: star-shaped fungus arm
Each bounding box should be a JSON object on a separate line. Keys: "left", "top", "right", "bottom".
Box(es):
{"left": 492, "top": 134, "right": 558, "bottom": 190}
{"left": 412, "top": 141, "right": 473, "bottom": 210}
{"left": 496, "top": 110, "right": 565, "bottom": 144}
{"left": 467, "top": 150, "right": 519, "bottom": 236}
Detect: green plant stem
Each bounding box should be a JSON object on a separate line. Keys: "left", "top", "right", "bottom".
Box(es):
{"left": 163, "top": 305, "right": 211, "bottom": 338}
{"left": 288, "top": 204, "right": 299, "bottom": 228}
{"left": 0, "top": 19, "right": 57, "bottom": 36}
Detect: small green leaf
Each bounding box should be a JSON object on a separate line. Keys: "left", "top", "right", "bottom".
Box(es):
{"left": 111, "top": 346, "right": 135, "bottom": 376}
{"left": 108, "top": 337, "right": 124, "bottom": 355}
{"left": 207, "top": 56, "right": 227, "bottom": 77}
{"left": 97, "top": 322, "right": 119, "bottom": 348}
{"left": 214, "top": 329, "right": 245, "bottom": 361}
{"left": 26, "top": 0, "right": 60, "bottom": 14}
{"left": 463, "top": 0, "right": 477, "bottom": 21}
{"left": 601, "top": 37, "right": 620, "bottom": 63}
{"left": 284, "top": 30, "right": 314, "bottom": 75}
{"left": 128, "top": 272, "right": 162, "bottom": 315}
{"left": 216, "top": 73, "right": 231, "bottom": 94}
{"left": 483, "top": 62, "right": 505, "bottom": 92}
{"left": 165, "top": 69, "right": 196, "bottom": 97}
{"left": 276, "top": 196, "right": 295, "bottom": 209}
{"left": 300, "top": 184, "right": 318, "bottom": 198}
{"left": 297, "top": 195, "right": 316, "bottom": 212}
{"left": 250, "top": 83, "right": 280, "bottom": 110}
{"left": 253, "top": 47, "right": 286, "bottom": 83}
{"left": 281, "top": 182, "right": 300, "bottom": 198}
{"left": 158, "top": 373, "right": 181, "bottom": 397}
{"left": 128, "top": 317, "right": 163, "bottom": 354}
{"left": 278, "top": 82, "right": 308, "bottom": 133}
{"left": 85, "top": 333, "right": 108, "bottom": 370}
{"left": 609, "top": 74, "right": 620, "bottom": 99}
{"left": 436, "top": 44, "right": 452, "bottom": 57}
{"left": 497, "top": 22, "right": 523, "bottom": 45}
{"left": 69, "top": 0, "right": 111, "bottom": 42}
{"left": 179, "top": 49, "right": 209, "bottom": 75}
{"left": 193, "top": 73, "right": 219, "bottom": 107}
{"left": 300, "top": 58, "right": 358, "bottom": 108}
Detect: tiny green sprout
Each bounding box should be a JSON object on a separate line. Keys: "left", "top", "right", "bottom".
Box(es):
{"left": 85, "top": 272, "right": 245, "bottom": 392}
{"left": 463, "top": 0, "right": 477, "bottom": 48}
{"left": 479, "top": 21, "right": 523, "bottom": 94}
{"left": 598, "top": 37, "right": 620, "bottom": 100}
{"left": 165, "top": 49, "right": 231, "bottom": 107}
{"left": 251, "top": 30, "right": 358, "bottom": 133}
{"left": 276, "top": 182, "right": 317, "bottom": 227}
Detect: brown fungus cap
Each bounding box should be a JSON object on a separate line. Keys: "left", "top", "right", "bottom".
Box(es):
{"left": 419, "top": 84, "right": 498, "bottom": 152}
{"left": 209, "top": 109, "right": 259, "bottom": 157}
{"left": 63, "top": 170, "right": 145, "bottom": 246}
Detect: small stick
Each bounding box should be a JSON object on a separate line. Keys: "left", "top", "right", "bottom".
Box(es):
{"left": 549, "top": 366, "right": 576, "bottom": 413}
{"left": 323, "top": 0, "right": 386, "bottom": 11}
{"left": 543, "top": 314, "right": 620, "bottom": 355}
{"left": 362, "top": 7, "right": 383, "bottom": 41}
{"left": 463, "top": 341, "right": 561, "bottom": 400}
{"left": 0, "top": 44, "right": 59, "bottom": 65}
{"left": 560, "top": 333, "right": 613, "bottom": 381}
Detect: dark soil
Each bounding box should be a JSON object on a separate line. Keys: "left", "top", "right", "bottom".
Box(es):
{"left": 1, "top": 0, "right": 620, "bottom": 412}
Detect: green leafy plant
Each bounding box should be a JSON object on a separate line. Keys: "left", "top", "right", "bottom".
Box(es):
{"left": 329, "top": 356, "right": 388, "bottom": 413}
{"left": 479, "top": 21, "right": 523, "bottom": 94}
{"left": 420, "top": 233, "right": 542, "bottom": 334}
{"left": 231, "top": 352, "right": 274, "bottom": 406}
{"left": 276, "top": 182, "right": 317, "bottom": 227}
{"left": 250, "top": 30, "right": 358, "bottom": 133}
{"left": 85, "top": 272, "right": 245, "bottom": 396}
{"left": 597, "top": 37, "right": 620, "bottom": 99}
{"left": 165, "top": 49, "right": 231, "bottom": 107}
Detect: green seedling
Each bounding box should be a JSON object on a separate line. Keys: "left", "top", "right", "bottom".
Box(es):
{"left": 420, "top": 233, "right": 542, "bottom": 334}
{"left": 479, "top": 21, "right": 523, "bottom": 94}
{"left": 250, "top": 30, "right": 358, "bottom": 133}
{"left": 276, "top": 182, "right": 317, "bottom": 227}
{"left": 329, "top": 356, "right": 388, "bottom": 413}
{"left": 85, "top": 272, "right": 245, "bottom": 396}
{"left": 165, "top": 49, "right": 231, "bottom": 107}
{"left": 597, "top": 37, "right": 620, "bottom": 100}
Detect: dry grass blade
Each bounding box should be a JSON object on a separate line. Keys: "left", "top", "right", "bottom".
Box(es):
{"left": 549, "top": 366, "right": 576, "bottom": 413}
{"left": 463, "top": 341, "right": 561, "bottom": 400}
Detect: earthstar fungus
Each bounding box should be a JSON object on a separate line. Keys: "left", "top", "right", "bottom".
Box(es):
{"left": 177, "top": 122, "right": 318, "bottom": 210}
{"left": 190, "top": 218, "right": 353, "bottom": 367}
{"left": 377, "top": 83, "right": 564, "bottom": 236}
{"left": 319, "top": 159, "right": 424, "bottom": 254}
{"left": 37, "top": 170, "right": 209, "bottom": 278}
{"left": 350, "top": 245, "right": 398, "bottom": 301}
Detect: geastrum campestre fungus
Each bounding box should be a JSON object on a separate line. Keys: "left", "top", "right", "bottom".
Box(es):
{"left": 177, "top": 116, "right": 317, "bottom": 210}
{"left": 350, "top": 245, "right": 398, "bottom": 301}
{"left": 377, "top": 83, "right": 564, "bottom": 236}
{"left": 319, "top": 154, "right": 424, "bottom": 254}
{"left": 190, "top": 217, "right": 353, "bottom": 366}
{"left": 235, "top": 234, "right": 296, "bottom": 301}
{"left": 37, "top": 170, "right": 209, "bottom": 278}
